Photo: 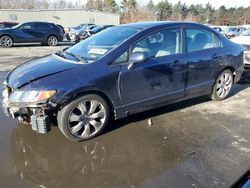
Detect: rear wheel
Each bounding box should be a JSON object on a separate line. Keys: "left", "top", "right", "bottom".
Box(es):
{"left": 57, "top": 94, "right": 110, "bottom": 141}
{"left": 210, "top": 69, "right": 233, "bottom": 101}
{"left": 47, "top": 35, "right": 58, "bottom": 46}
{"left": 0, "top": 35, "right": 13, "bottom": 47}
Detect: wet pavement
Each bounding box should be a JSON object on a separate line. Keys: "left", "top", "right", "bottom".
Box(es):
{"left": 0, "top": 42, "right": 73, "bottom": 71}
{"left": 1, "top": 46, "right": 250, "bottom": 188}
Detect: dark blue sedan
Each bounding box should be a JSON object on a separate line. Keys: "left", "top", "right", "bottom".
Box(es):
{"left": 0, "top": 22, "right": 64, "bottom": 47}
{"left": 2, "top": 22, "right": 244, "bottom": 141}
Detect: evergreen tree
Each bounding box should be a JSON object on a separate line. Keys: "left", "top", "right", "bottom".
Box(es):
{"left": 146, "top": 0, "right": 155, "bottom": 11}
{"left": 85, "top": 0, "right": 95, "bottom": 10}
{"left": 103, "top": 0, "right": 117, "bottom": 13}
{"left": 156, "top": 0, "right": 172, "bottom": 21}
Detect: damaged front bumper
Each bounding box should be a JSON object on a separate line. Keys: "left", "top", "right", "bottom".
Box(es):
{"left": 2, "top": 85, "right": 57, "bottom": 134}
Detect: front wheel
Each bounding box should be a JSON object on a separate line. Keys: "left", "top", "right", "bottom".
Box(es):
{"left": 210, "top": 69, "right": 233, "bottom": 101}
{"left": 0, "top": 35, "right": 13, "bottom": 47}
{"left": 47, "top": 35, "right": 58, "bottom": 46}
{"left": 57, "top": 94, "right": 110, "bottom": 141}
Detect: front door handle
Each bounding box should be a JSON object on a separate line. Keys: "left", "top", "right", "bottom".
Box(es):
{"left": 170, "top": 60, "right": 180, "bottom": 67}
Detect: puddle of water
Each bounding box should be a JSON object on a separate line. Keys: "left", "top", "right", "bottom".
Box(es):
{"left": 8, "top": 120, "right": 187, "bottom": 188}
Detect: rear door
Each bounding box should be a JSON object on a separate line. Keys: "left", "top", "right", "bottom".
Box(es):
{"left": 33, "top": 23, "right": 52, "bottom": 42}
{"left": 185, "top": 27, "right": 222, "bottom": 96}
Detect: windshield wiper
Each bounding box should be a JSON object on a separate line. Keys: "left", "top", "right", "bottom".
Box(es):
{"left": 55, "top": 52, "right": 67, "bottom": 59}
{"left": 65, "top": 51, "right": 88, "bottom": 64}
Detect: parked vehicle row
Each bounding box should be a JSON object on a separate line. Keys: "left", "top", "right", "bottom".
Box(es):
{"left": 65, "top": 24, "right": 114, "bottom": 42}
{"left": 66, "top": 24, "right": 96, "bottom": 42}
{"left": 231, "top": 29, "right": 250, "bottom": 68}
{"left": 75, "top": 25, "right": 114, "bottom": 42}
{"left": 210, "top": 25, "right": 247, "bottom": 39}
{"left": 0, "top": 21, "right": 64, "bottom": 47}
{"left": 221, "top": 26, "right": 246, "bottom": 39}
{"left": 0, "top": 21, "right": 115, "bottom": 47}
{"left": 2, "top": 21, "right": 245, "bottom": 141}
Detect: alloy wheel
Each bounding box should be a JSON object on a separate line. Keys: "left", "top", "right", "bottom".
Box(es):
{"left": 216, "top": 72, "right": 233, "bottom": 98}
{"left": 1, "top": 36, "right": 13, "bottom": 47}
{"left": 48, "top": 36, "right": 58, "bottom": 46}
{"left": 68, "top": 100, "right": 106, "bottom": 139}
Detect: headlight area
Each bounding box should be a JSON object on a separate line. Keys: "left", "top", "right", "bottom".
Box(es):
{"left": 9, "top": 90, "right": 56, "bottom": 104}
{"left": 3, "top": 90, "right": 57, "bottom": 134}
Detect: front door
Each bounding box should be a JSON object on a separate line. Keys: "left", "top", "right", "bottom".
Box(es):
{"left": 15, "top": 23, "right": 37, "bottom": 43}
{"left": 120, "top": 28, "right": 187, "bottom": 113}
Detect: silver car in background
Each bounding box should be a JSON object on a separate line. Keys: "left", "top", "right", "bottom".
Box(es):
{"left": 231, "top": 29, "right": 250, "bottom": 68}
{"left": 222, "top": 26, "right": 246, "bottom": 39}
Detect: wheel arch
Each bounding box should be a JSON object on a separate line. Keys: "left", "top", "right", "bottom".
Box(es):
{"left": 211, "top": 66, "right": 235, "bottom": 93}
{"left": 215, "top": 66, "right": 235, "bottom": 82}
{"left": 224, "top": 66, "right": 235, "bottom": 73}
{"left": 222, "top": 66, "right": 236, "bottom": 81}
{"left": 210, "top": 67, "right": 235, "bottom": 100}
{"left": 58, "top": 90, "right": 116, "bottom": 118}
{"left": 47, "top": 34, "right": 58, "bottom": 40}
{"left": 0, "top": 34, "right": 15, "bottom": 42}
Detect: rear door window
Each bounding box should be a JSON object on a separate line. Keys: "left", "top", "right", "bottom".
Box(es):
{"left": 34, "top": 23, "right": 51, "bottom": 29}
{"left": 186, "top": 28, "right": 221, "bottom": 52}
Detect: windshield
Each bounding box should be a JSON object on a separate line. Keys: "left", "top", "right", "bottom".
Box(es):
{"left": 92, "top": 26, "right": 103, "bottom": 33}
{"left": 242, "top": 29, "right": 250, "bottom": 36}
{"left": 12, "top": 23, "right": 22, "bottom": 28}
{"left": 65, "top": 26, "right": 141, "bottom": 62}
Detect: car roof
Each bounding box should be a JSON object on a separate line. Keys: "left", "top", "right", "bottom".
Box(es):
{"left": 97, "top": 25, "right": 114, "bottom": 27}
{"left": 120, "top": 21, "right": 205, "bottom": 29}
{"left": 22, "top": 21, "right": 54, "bottom": 25}
{"left": 80, "top": 23, "right": 95, "bottom": 25}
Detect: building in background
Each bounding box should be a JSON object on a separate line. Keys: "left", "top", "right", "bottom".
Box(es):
{"left": 0, "top": 9, "right": 120, "bottom": 27}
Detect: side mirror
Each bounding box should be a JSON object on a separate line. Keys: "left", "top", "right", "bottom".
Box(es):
{"left": 128, "top": 52, "right": 146, "bottom": 70}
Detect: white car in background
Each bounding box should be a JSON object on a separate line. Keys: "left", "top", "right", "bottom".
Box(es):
{"left": 231, "top": 29, "right": 250, "bottom": 68}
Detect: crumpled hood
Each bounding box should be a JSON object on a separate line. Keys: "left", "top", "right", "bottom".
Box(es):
{"left": 6, "top": 54, "right": 82, "bottom": 89}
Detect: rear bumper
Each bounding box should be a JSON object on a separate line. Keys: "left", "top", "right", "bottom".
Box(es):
{"left": 58, "top": 35, "right": 64, "bottom": 42}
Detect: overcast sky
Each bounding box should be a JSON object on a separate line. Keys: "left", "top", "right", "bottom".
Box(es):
{"left": 114, "top": 0, "right": 250, "bottom": 9}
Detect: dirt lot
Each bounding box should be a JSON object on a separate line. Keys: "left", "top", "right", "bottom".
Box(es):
{"left": 0, "top": 44, "right": 250, "bottom": 188}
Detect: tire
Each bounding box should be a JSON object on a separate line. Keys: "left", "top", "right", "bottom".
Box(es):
{"left": 47, "top": 35, "right": 58, "bottom": 46}
{"left": 57, "top": 94, "right": 110, "bottom": 142}
{"left": 210, "top": 69, "right": 234, "bottom": 101}
{"left": 0, "top": 35, "right": 13, "bottom": 47}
